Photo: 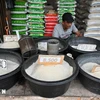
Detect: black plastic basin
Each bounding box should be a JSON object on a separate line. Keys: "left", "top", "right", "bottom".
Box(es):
{"left": 21, "top": 54, "right": 78, "bottom": 98}
{"left": 68, "top": 37, "right": 100, "bottom": 59}
{"left": 0, "top": 43, "right": 21, "bottom": 54}
{"left": 35, "top": 37, "right": 68, "bottom": 54}
{"left": 0, "top": 50, "right": 22, "bottom": 90}
{"left": 76, "top": 52, "right": 100, "bottom": 94}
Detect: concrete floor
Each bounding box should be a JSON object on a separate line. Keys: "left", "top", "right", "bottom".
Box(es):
{"left": 0, "top": 79, "right": 99, "bottom": 100}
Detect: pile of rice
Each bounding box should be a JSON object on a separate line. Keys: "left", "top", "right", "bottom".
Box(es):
{"left": 25, "top": 60, "right": 73, "bottom": 81}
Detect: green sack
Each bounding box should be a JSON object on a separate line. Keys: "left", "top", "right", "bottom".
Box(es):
{"left": 29, "top": 33, "right": 44, "bottom": 38}
{"left": 12, "top": 26, "right": 26, "bottom": 30}
{"left": 28, "top": 29, "right": 44, "bottom": 33}
{"left": 27, "top": 18, "right": 44, "bottom": 23}
{"left": 59, "top": 0, "right": 75, "bottom": 2}
{"left": 58, "top": 3, "right": 76, "bottom": 7}
{"left": 27, "top": 13, "right": 44, "bottom": 18}
{"left": 28, "top": 24, "right": 44, "bottom": 29}
{"left": 11, "top": 7, "right": 25, "bottom": 11}
{"left": 15, "top": 1, "right": 26, "bottom": 5}
{"left": 12, "top": 20, "right": 26, "bottom": 24}
{"left": 12, "top": 31, "right": 26, "bottom": 35}
{"left": 11, "top": 14, "right": 27, "bottom": 18}
{"left": 28, "top": 0, "right": 46, "bottom": 3}
{"left": 28, "top": 8, "right": 44, "bottom": 13}
{"left": 28, "top": 3, "right": 44, "bottom": 8}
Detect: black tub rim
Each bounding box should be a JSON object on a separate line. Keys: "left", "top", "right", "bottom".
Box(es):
{"left": 21, "top": 54, "right": 79, "bottom": 86}
{"left": 76, "top": 52, "right": 100, "bottom": 82}
{"left": 35, "top": 37, "right": 68, "bottom": 54}
{"left": 0, "top": 47, "right": 20, "bottom": 51}
{"left": 0, "top": 50, "right": 23, "bottom": 80}
{"left": 68, "top": 37, "right": 100, "bottom": 54}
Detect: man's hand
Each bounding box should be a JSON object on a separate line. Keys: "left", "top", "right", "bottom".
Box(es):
{"left": 75, "top": 31, "right": 82, "bottom": 37}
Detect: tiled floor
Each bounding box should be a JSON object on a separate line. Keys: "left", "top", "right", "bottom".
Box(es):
{"left": 0, "top": 79, "right": 99, "bottom": 100}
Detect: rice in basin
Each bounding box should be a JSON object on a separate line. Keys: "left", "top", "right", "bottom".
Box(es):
{"left": 0, "top": 42, "right": 19, "bottom": 49}
{"left": 0, "top": 60, "right": 19, "bottom": 75}
{"left": 25, "top": 60, "right": 73, "bottom": 81}
{"left": 81, "top": 62, "right": 100, "bottom": 79}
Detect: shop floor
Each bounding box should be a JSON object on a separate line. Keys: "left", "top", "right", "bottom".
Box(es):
{"left": 0, "top": 79, "right": 99, "bottom": 100}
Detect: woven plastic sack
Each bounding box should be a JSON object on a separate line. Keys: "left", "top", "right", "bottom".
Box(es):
{"left": 11, "top": 14, "right": 27, "bottom": 18}
{"left": 27, "top": 14, "right": 44, "bottom": 18}
{"left": 28, "top": 24, "right": 44, "bottom": 29}
{"left": 15, "top": 1, "right": 26, "bottom": 5}
{"left": 28, "top": 0, "right": 46, "bottom": 3}
{"left": 12, "top": 31, "right": 27, "bottom": 35}
{"left": 28, "top": 18, "right": 44, "bottom": 23}
{"left": 29, "top": 33, "right": 44, "bottom": 38}
{"left": 28, "top": 8, "right": 44, "bottom": 13}
{"left": 59, "top": 0, "right": 75, "bottom": 2}
{"left": 11, "top": 7, "right": 26, "bottom": 11}
{"left": 28, "top": 3, "right": 44, "bottom": 8}
{"left": 12, "top": 20, "right": 26, "bottom": 24}
{"left": 28, "top": 29, "right": 44, "bottom": 33}
{"left": 12, "top": 26, "right": 26, "bottom": 30}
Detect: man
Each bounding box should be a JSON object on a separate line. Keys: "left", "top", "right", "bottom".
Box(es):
{"left": 52, "top": 13, "right": 82, "bottom": 39}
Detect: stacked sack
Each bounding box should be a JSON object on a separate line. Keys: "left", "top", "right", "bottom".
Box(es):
{"left": 44, "top": 10, "right": 58, "bottom": 37}
{"left": 57, "top": 0, "right": 76, "bottom": 23}
{"left": 75, "top": 0, "right": 92, "bottom": 34}
{"left": 11, "top": 0, "right": 28, "bottom": 35}
{"left": 84, "top": 0, "right": 100, "bottom": 40}
{"left": 27, "top": 0, "right": 46, "bottom": 38}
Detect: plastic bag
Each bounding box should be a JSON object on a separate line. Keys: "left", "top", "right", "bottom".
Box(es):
{"left": 29, "top": 33, "right": 44, "bottom": 38}
{"left": 28, "top": 24, "right": 44, "bottom": 29}
{"left": 12, "top": 26, "right": 26, "bottom": 30}
{"left": 12, "top": 20, "right": 26, "bottom": 24}
{"left": 27, "top": 13, "right": 44, "bottom": 18}
{"left": 28, "top": 3, "right": 44, "bottom": 8}
{"left": 12, "top": 31, "right": 27, "bottom": 35}
{"left": 88, "top": 13, "right": 100, "bottom": 19}
{"left": 11, "top": 7, "right": 26, "bottom": 11}
{"left": 27, "top": 0, "right": 46, "bottom": 3}
{"left": 27, "top": 18, "right": 44, "bottom": 23}
{"left": 15, "top": 1, "right": 26, "bottom": 5}
{"left": 28, "top": 29, "right": 44, "bottom": 33}
{"left": 11, "top": 14, "right": 27, "bottom": 18}
{"left": 27, "top": 8, "right": 44, "bottom": 13}
{"left": 59, "top": 0, "right": 75, "bottom": 2}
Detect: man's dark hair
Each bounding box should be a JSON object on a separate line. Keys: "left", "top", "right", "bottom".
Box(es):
{"left": 62, "top": 13, "right": 74, "bottom": 23}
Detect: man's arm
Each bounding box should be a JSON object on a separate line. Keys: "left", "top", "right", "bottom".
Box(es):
{"left": 72, "top": 23, "right": 82, "bottom": 37}
{"left": 75, "top": 31, "right": 82, "bottom": 37}
{"left": 52, "top": 25, "right": 59, "bottom": 38}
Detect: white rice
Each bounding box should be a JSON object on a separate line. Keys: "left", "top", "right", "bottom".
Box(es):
{"left": 0, "top": 42, "right": 19, "bottom": 49}
{"left": 81, "top": 62, "right": 100, "bottom": 78}
{"left": 0, "top": 60, "right": 19, "bottom": 76}
{"left": 25, "top": 60, "right": 73, "bottom": 81}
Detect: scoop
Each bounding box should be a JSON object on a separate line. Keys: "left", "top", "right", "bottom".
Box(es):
{"left": 91, "top": 65, "right": 100, "bottom": 73}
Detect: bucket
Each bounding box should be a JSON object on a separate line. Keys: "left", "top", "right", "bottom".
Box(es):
{"left": 21, "top": 54, "right": 78, "bottom": 98}
{"left": 35, "top": 37, "right": 68, "bottom": 54}
{"left": 76, "top": 52, "right": 100, "bottom": 94}
{"left": 0, "top": 39, "right": 20, "bottom": 54}
{"left": 47, "top": 39, "right": 59, "bottom": 55}
{"left": 68, "top": 37, "right": 100, "bottom": 59}
{"left": 18, "top": 36, "right": 38, "bottom": 59}
{"left": 0, "top": 50, "right": 22, "bottom": 90}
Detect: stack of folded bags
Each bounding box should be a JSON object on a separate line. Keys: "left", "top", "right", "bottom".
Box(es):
{"left": 27, "top": 0, "right": 46, "bottom": 38}
{"left": 84, "top": 0, "right": 100, "bottom": 40}
{"left": 44, "top": 10, "right": 58, "bottom": 37}
{"left": 11, "top": 0, "right": 28, "bottom": 35}
{"left": 57, "top": 0, "right": 76, "bottom": 23}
